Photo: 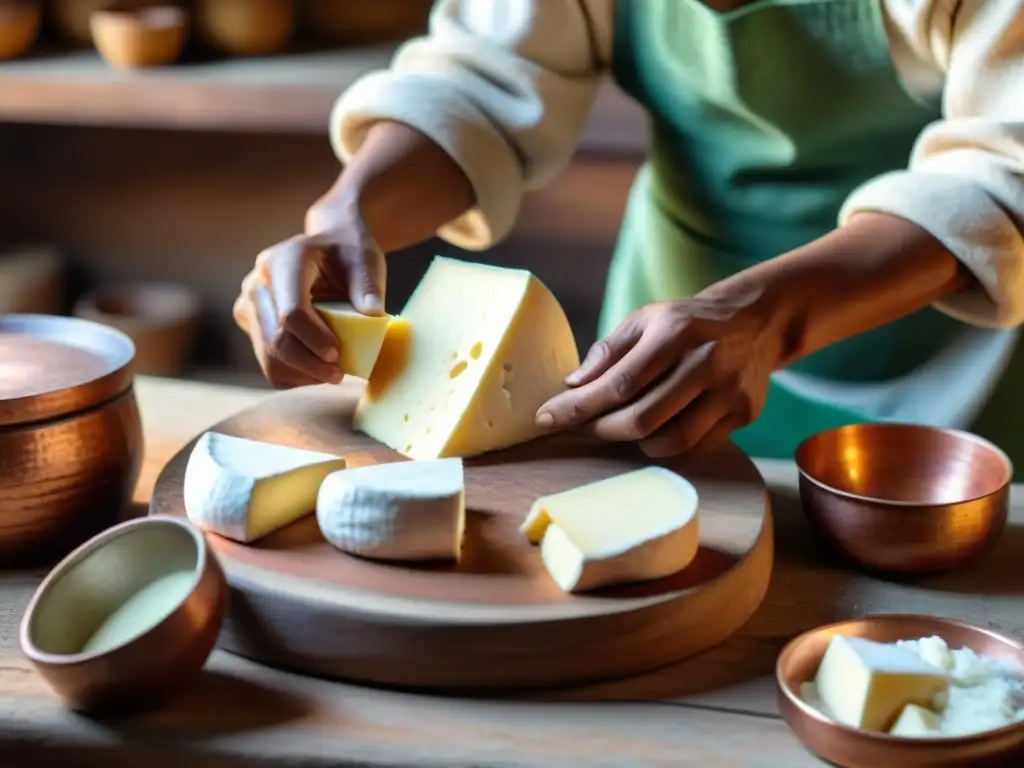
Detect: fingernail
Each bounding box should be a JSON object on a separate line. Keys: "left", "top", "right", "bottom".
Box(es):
{"left": 328, "top": 369, "right": 343, "bottom": 385}
{"left": 536, "top": 412, "right": 555, "bottom": 428}
{"left": 323, "top": 346, "right": 338, "bottom": 362}
{"left": 362, "top": 293, "right": 382, "bottom": 313}
{"left": 565, "top": 369, "right": 582, "bottom": 385}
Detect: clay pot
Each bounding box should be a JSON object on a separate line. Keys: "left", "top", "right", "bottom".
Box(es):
{"left": 91, "top": 4, "right": 189, "bottom": 69}
{"left": 73, "top": 281, "right": 201, "bottom": 377}
{"left": 0, "top": 244, "right": 64, "bottom": 315}
{"left": 195, "top": 0, "right": 294, "bottom": 56}
{"left": 0, "top": 1, "right": 40, "bottom": 60}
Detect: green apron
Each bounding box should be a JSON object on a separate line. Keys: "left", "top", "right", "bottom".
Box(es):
{"left": 605, "top": 0, "right": 1021, "bottom": 465}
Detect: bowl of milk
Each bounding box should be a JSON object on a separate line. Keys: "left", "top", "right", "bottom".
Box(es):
{"left": 19, "top": 514, "right": 228, "bottom": 714}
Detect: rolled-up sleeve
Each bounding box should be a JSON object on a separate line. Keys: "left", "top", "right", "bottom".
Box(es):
{"left": 329, "top": 0, "right": 612, "bottom": 251}
{"left": 839, "top": 0, "right": 1024, "bottom": 328}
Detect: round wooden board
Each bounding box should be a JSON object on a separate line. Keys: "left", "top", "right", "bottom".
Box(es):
{"left": 151, "top": 384, "right": 774, "bottom": 691}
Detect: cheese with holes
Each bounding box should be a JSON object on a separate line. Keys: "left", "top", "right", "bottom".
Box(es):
{"left": 317, "top": 458, "right": 465, "bottom": 561}
{"left": 520, "top": 467, "right": 700, "bottom": 593}
{"left": 316, "top": 302, "right": 411, "bottom": 380}
{"left": 814, "top": 635, "right": 949, "bottom": 732}
{"left": 353, "top": 257, "right": 580, "bottom": 459}
{"left": 889, "top": 703, "right": 943, "bottom": 737}
{"left": 184, "top": 432, "right": 345, "bottom": 542}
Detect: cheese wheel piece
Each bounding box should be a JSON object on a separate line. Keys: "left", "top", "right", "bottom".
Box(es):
{"left": 317, "top": 458, "right": 465, "bottom": 561}
{"left": 184, "top": 432, "right": 345, "bottom": 542}
{"left": 814, "top": 635, "right": 949, "bottom": 732}
{"left": 353, "top": 256, "right": 580, "bottom": 459}
{"left": 889, "top": 703, "right": 943, "bottom": 738}
{"left": 521, "top": 467, "right": 700, "bottom": 593}
{"left": 315, "top": 302, "right": 411, "bottom": 380}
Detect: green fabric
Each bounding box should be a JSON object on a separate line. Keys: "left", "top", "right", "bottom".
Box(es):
{"left": 605, "top": 0, "right": 966, "bottom": 459}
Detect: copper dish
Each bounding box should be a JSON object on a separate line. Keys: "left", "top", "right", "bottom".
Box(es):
{"left": 795, "top": 423, "right": 1011, "bottom": 575}
{"left": 0, "top": 1, "right": 40, "bottom": 61}
{"left": 20, "top": 515, "right": 228, "bottom": 714}
{"left": 74, "top": 281, "right": 200, "bottom": 376}
{"left": 90, "top": 4, "right": 189, "bottom": 70}
{"left": 0, "top": 314, "right": 142, "bottom": 564}
{"left": 777, "top": 614, "right": 1024, "bottom": 767}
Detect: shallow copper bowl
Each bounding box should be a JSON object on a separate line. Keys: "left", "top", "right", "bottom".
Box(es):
{"left": 0, "top": 314, "right": 142, "bottom": 564}
{"left": 776, "top": 614, "right": 1024, "bottom": 767}
{"left": 795, "top": 423, "right": 1011, "bottom": 575}
{"left": 20, "top": 515, "right": 228, "bottom": 715}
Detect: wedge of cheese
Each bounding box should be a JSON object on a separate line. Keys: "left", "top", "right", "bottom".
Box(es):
{"left": 814, "top": 635, "right": 949, "bottom": 732}
{"left": 520, "top": 467, "right": 700, "bottom": 593}
{"left": 315, "top": 302, "right": 411, "bottom": 380}
{"left": 353, "top": 256, "right": 580, "bottom": 459}
{"left": 183, "top": 432, "right": 345, "bottom": 543}
{"left": 889, "top": 703, "right": 943, "bottom": 738}
{"left": 317, "top": 458, "right": 465, "bottom": 561}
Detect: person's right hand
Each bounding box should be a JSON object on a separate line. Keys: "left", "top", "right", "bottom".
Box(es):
{"left": 233, "top": 213, "right": 387, "bottom": 389}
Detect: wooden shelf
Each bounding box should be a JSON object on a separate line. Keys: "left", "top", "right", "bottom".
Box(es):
{"left": 0, "top": 48, "right": 646, "bottom": 153}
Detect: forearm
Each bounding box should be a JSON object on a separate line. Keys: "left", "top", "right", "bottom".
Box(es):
{"left": 306, "top": 121, "right": 476, "bottom": 252}
{"left": 701, "top": 212, "right": 970, "bottom": 368}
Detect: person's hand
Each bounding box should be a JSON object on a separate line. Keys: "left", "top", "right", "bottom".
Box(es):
{"left": 233, "top": 205, "right": 387, "bottom": 389}
{"left": 535, "top": 294, "right": 786, "bottom": 457}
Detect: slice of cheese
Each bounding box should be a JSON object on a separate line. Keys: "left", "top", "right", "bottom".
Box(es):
{"left": 814, "top": 635, "right": 949, "bottom": 732}
{"left": 315, "top": 302, "right": 411, "bottom": 380}
{"left": 353, "top": 256, "right": 580, "bottom": 459}
{"left": 316, "top": 458, "right": 465, "bottom": 561}
{"left": 889, "top": 703, "right": 943, "bottom": 738}
{"left": 520, "top": 467, "right": 700, "bottom": 593}
{"left": 183, "top": 432, "right": 346, "bottom": 543}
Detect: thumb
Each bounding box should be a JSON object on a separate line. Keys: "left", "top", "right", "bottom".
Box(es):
{"left": 343, "top": 237, "right": 387, "bottom": 316}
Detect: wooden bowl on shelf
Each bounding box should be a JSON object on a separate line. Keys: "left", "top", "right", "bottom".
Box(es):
{"left": 0, "top": 244, "right": 65, "bottom": 315}
{"left": 49, "top": 0, "right": 161, "bottom": 46}
{"left": 795, "top": 423, "right": 1011, "bottom": 576}
{"left": 195, "top": 0, "right": 294, "bottom": 56}
{"left": 20, "top": 515, "right": 228, "bottom": 715}
{"left": 73, "top": 281, "right": 200, "bottom": 377}
{"left": 0, "top": 1, "right": 40, "bottom": 61}
{"left": 300, "top": 0, "right": 431, "bottom": 44}
{"left": 0, "top": 314, "right": 142, "bottom": 565}
{"left": 90, "top": 4, "right": 189, "bottom": 69}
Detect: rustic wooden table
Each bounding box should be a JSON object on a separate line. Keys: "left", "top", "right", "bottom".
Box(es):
{"left": 1, "top": 376, "right": 1021, "bottom": 767}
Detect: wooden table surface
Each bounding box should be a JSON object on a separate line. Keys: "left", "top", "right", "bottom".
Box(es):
{"left": 2, "top": 376, "right": 1022, "bottom": 767}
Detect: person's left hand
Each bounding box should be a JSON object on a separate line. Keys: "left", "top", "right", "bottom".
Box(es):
{"left": 535, "top": 294, "right": 787, "bottom": 457}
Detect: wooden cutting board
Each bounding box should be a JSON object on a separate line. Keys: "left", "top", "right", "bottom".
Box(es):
{"left": 150, "top": 384, "right": 773, "bottom": 691}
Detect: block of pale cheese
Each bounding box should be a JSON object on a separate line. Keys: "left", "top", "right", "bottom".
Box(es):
{"left": 316, "top": 458, "right": 465, "bottom": 561}
{"left": 889, "top": 703, "right": 943, "bottom": 738}
{"left": 353, "top": 256, "right": 580, "bottom": 459}
{"left": 520, "top": 467, "right": 700, "bottom": 593}
{"left": 184, "top": 432, "right": 346, "bottom": 543}
{"left": 814, "top": 634, "right": 949, "bottom": 732}
{"left": 315, "top": 302, "right": 411, "bottom": 380}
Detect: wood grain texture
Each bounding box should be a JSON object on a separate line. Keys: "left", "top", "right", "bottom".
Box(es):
{"left": 150, "top": 384, "right": 774, "bottom": 690}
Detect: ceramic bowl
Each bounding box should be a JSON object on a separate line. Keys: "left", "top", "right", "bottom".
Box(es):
{"left": 0, "top": 314, "right": 142, "bottom": 564}
{"left": 195, "top": 0, "right": 294, "bottom": 56}
{"left": 20, "top": 515, "right": 228, "bottom": 714}
{"left": 74, "top": 281, "right": 200, "bottom": 377}
{"left": 90, "top": 4, "right": 189, "bottom": 69}
{"left": 0, "top": 1, "right": 40, "bottom": 60}
{"left": 795, "top": 423, "right": 1011, "bottom": 575}
{"left": 776, "top": 614, "right": 1024, "bottom": 767}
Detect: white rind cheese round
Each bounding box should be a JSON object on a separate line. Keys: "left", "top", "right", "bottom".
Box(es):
{"left": 317, "top": 458, "right": 465, "bottom": 561}
{"left": 183, "top": 431, "right": 346, "bottom": 543}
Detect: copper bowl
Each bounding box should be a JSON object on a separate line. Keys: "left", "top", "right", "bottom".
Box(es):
{"left": 20, "top": 515, "right": 228, "bottom": 715}
{"left": 795, "top": 423, "right": 1011, "bottom": 575}
{"left": 0, "top": 313, "right": 142, "bottom": 564}
{"left": 776, "top": 614, "right": 1024, "bottom": 767}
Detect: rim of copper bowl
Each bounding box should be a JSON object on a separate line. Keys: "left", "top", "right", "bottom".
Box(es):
{"left": 0, "top": 313, "right": 136, "bottom": 428}
{"left": 20, "top": 515, "right": 208, "bottom": 666}
{"left": 775, "top": 613, "right": 1024, "bottom": 747}
{"left": 794, "top": 423, "right": 1013, "bottom": 508}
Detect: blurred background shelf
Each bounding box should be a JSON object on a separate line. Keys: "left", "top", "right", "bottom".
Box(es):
{"left": 0, "top": 47, "right": 645, "bottom": 153}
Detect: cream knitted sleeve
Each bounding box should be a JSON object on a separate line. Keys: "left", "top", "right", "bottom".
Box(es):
{"left": 329, "top": 0, "right": 613, "bottom": 251}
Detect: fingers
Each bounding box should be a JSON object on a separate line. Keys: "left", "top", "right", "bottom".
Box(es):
{"left": 638, "top": 390, "right": 740, "bottom": 458}
{"left": 311, "top": 228, "right": 387, "bottom": 316}
{"left": 564, "top": 316, "right": 644, "bottom": 387}
{"left": 537, "top": 329, "right": 678, "bottom": 430}
{"left": 583, "top": 341, "right": 715, "bottom": 442}
{"left": 265, "top": 238, "right": 340, "bottom": 365}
